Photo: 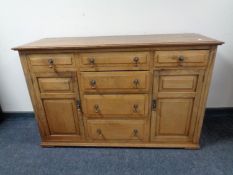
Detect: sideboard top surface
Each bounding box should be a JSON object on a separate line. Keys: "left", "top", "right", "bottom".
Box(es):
{"left": 13, "top": 33, "right": 223, "bottom": 51}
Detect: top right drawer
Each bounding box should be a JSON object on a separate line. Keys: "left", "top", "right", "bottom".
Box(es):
{"left": 154, "top": 50, "right": 209, "bottom": 67}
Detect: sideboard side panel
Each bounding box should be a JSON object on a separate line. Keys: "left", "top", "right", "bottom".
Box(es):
{"left": 192, "top": 46, "right": 218, "bottom": 144}
{"left": 19, "top": 52, "right": 50, "bottom": 140}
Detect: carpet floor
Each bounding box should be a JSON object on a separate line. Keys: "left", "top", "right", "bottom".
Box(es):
{"left": 0, "top": 114, "right": 233, "bottom": 175}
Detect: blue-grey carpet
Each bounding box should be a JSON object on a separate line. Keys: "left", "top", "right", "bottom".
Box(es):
{"left": 0, "top": 114, "right": 233, "bottom": 175}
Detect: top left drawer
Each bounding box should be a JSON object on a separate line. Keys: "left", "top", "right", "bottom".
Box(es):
{"left": 28, "top": 53, "right": 75, "bottom": 72}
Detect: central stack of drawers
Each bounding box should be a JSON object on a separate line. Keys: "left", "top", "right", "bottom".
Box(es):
{"left": 78, "top": 51, "right": 151, "bottom": 142}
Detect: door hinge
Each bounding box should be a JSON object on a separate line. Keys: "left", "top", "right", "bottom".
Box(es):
{"left": 152, "top": 99, "right": 157, "bottom": 111}
{"left": 76, "top": 100, "right": 81, "bottom": 111}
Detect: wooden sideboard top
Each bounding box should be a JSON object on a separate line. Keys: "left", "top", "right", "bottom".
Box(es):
{"left": 13, "top": 33, "right": 223, "bottom": 51}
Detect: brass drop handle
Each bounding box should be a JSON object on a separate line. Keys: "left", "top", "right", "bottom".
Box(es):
{"left": 133, "top": 79, "right": 140, "bottom": 88}
{"left": 88, "top": 58, "right": 95, "bottom": 65}
{"left": 48, "top": 59, "right": 54, "bottom": 68}
{"left": 133, "top": 104, "right": 139, "bottom": 113}
{"left": 178, "top": 56, "right": 185, "bottom": 62}
{"left": 90, "top": 80, "right": 96, "bottom": 88}
{"left": 178, "top": 56, "right": 185, "bottom": 66}
{"left": 96, "top": 129, "right": 104, "bottom": 137}
{"left": 133, "top": 129, "right": 138, "bottom": 137}
{"left": 94, "top": 104, "right": 100, "bottom": 113}
{"left": 133, "top": 56, "right": 139, "bottom": 66}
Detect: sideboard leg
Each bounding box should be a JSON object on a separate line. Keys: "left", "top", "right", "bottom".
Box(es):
{"left": 185, "top": 144, "right": 200, "bottom": 150}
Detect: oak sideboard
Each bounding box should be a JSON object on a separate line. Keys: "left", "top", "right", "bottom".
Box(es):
{"left": 13, "top": 34, "right": 223, "bottom": 149}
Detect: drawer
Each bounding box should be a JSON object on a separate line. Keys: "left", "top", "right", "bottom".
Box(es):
{"left": 83, "top": 94, "right": 148, "bottom": 117}
{"left": 28, "top": 53, "right": 75, "bottom": 72}
{"left": 80, "top": 71, "right": 149, "bottom": 92}
{"left": 159, "top": 75, "right": 198, "bottom": 92}
{"left": 87, "top": 119, "right": 145, "bottom": 140}
{"left": 79, "top": 52, "right": 149, "bottom": 68}
{"left": 154, "top": 50, "right": 209, "bottom": 67}
{"left": 38, "top": 77, "right": 74, "bottom": 93}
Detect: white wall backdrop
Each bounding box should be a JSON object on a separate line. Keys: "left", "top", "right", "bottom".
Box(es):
{"left": 0, "top": 0, "right": 233, "bottom": 111}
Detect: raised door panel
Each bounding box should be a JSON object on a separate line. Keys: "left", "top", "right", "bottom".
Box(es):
{"left": 38, "top": 77, "right": 74, "bottom": 93}
{"left": 157, "top": 98, "right": 193, "bottom": 136}
{"left": 43, "top": 99, "right": 80, "bottom": 136}
{"left": 33, "top": 72, "right": 78, "bottom": 99}
{"left": 159, "top": 75, "right": 198, "bottom": 92}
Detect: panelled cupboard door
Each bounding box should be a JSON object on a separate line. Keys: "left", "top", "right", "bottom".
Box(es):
{"left": 31, "top": 72, "right": 83, "bottom": 140}
{"left": 151, "top": 70, "right": 204, "bottom": 142}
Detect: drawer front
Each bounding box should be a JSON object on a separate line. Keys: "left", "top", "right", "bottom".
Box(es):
{"left": 154, "top": 50, "right": 209, "bottom": 67}
{"left": 38, "top": 77, "right": 74, "bottom": 93}
{"left": 159, "top": 75, "right": 198, "bottom": 92}
{"left": 83, "top": 94, "right": 148, "bottom": 117}
{"left": 28, "top": 53, "right": 75, "bottom": 72}
{"left": 79, "top": 52, "right": 149, "bottom": 68}
{"left": 87, "top": 119, "right": 145, "bottom": 140}
{"left": 80, "top": 71, "right": 149, "bottom": 92}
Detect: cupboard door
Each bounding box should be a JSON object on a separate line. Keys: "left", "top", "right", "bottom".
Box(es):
{"left": 43, "top": 99, "right": 80, "bottom": 135}
{"left": 151, "top": 70, "right": 204, "bottom": 142}
{"left": 32, "top": 71, "right": 83, "bottom": 141}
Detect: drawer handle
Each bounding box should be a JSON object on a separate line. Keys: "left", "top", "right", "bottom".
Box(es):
{"left": 133, "top": 129, "right": 142, "bottom": 140}
{"left": 133, "top": 57, "right": 139, "bottom": 66}
{"left": 133, "top": 79, "right": 140, "bottom": 88}
{"left": 90, "top": 80, "right": 96, "bottom": 88}
{"left": 178, "top": 56, "right": 185, "bottom": 62}
{"left": 96, "top": 129, "right": 105, "bottom": 138}
{"left": 133, "top": 104, "right": 139, "bottom": 113}
{"left": 88, "top": 58, "right": 95, "bottom": 65}
{"left": 133, "top": 129, "right": 139, "bottom": 137}
{"left": 94, "top": 104, "right": 100, "bottom": 113}
{"left": 178, "top": 56, "right": 185, "bottom": 66}
{"left": 48, "top": 59, "right": 54, "bottom": 68}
